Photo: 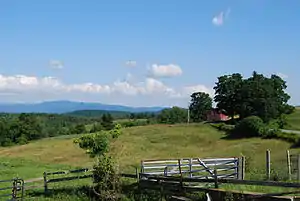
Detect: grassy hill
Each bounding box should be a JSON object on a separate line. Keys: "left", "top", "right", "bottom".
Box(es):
{"left": 1, "top": 123, "right": 300, "bottom": 200}
{"left": 285, "top": 106, "right": 300, "bottom": 130}
{"left": 0, "top": 124, "right": 298, "bottom": 177}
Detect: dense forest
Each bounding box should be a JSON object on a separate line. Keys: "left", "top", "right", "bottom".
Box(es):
{"left": 0, "top": 110, "right": 160, "bottom": 147}
{"left": 0, "top": 113, "right": 95, "bottom": 146}
{"left": 65, "top": 109, "right": 158, "bottom": 119}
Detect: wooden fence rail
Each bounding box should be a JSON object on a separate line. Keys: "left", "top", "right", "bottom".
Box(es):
{"left": 140, "top": 173, "right": 300, "bottom": 188}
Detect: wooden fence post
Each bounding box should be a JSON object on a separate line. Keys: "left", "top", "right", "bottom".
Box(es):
{"left": 237, "top": 157, "right": 241, "bottom": 180}
{"left": 189, "top": 158, "right": 192, "bottom": 178}
{"left": 297, "top": 154, "right": 300, "bottom": 182}
{"left": 12, "top": 178, "right": 17, "bottom": 200}
{"left": 266, "top": 150, "right": 271, "bottom": 180}
{"left": 135, "top": 167, "right": 139, "bottom": 183}
{"left": 214, "top": 169, "right": 218, "bottom": 188}
{"left": 141, "top": 160, "right": 144, "bottom": 174}
{"left": 242, "top": 156, "right": 245, "bottom": 180}
{"left": 164, "top": 166, "right": 168, "bottom": 177}
{"left": 178, "top": 159, "right": 183, "bottom": 191}
{"left": 287, "top": 150, "right": 291, "bottom": 181}
{"left": 43, "top": 172, "right": 48, "bottom": 194}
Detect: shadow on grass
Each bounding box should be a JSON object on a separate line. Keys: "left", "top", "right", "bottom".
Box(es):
{"left": 26, "top": 186, "right": 95, "bottom": 199}
{"left": 26, "top": 182, "right": 165, "bottom": 200}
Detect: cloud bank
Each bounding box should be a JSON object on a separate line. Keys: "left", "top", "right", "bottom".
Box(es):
{"left": 0, "top": 73, "right": 213, "bottom": 106}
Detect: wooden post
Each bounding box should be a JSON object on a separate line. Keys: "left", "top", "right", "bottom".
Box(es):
{"left": 141, "top": 160, "right": 144, "bottom": 174}
{"left": 12, "top": 178, "right": 17, "bottom": 200}
{"left": 189, "top": 158, "right": 193, "bottom": 178}
{"left": 266, "top": 150, "right": 271, "bottom": 180}
{"left": 287, "top": 150, "right": 291, "bottom": 181}
{"left": 297, "top": 154, "right": 300, "bottom": 182}
{"left": 214, "top": 169, "right": 218, "bottom": 188}
{"left": 43, "top": 172, "right": 48, "bottom": 194}
{"left": 236, "top": 158, "right": 240, "bottom": 180}
{"left": 135, "top": 167, "right": 139, "bottom": 183}
{"left": 242, "top": 156, "right": 245, "bottom": 180}
{"left": 159, "top": 179, "right": 163, "bottom": 201}
{"left": 164, "top": 166, "right": 168, "bottom": 177}
{"left": 178, "top": 159, "right": 183, "bottom": 190}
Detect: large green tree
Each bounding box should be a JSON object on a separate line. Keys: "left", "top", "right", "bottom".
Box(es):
{"left": 101, "top": 113, "right": 114, "bottom": 130}
{"left": 189, "top": 92, "right": 212, "bottom": 122}
{"left": 214, "top": 71, "right": 293, "bottom": 122}
{"left": 213, "top": 73, "right": 244, "bottom": 120}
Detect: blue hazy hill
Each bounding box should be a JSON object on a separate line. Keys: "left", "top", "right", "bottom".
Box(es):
{"left": 0, "top": 101, "right": 166, "bottom": 114}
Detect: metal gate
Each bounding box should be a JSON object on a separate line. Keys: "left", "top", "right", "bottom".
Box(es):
{"left": 0, "top": 178, "right": 24, "bottom": 201}
{"left": 140, "top": 157, "right": 243, "bottom": 180}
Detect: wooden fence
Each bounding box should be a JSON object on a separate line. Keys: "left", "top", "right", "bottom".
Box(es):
{"left": 141, "top": 157, "right": 245, "bottom": 180}
{"left": 0, "top": 178, "right": 24, "bottom": 201}
{"left": 139, "top": 173, "right": 300, "bottom": 200}
{"left": 288, "top": 152, "right": 300, "bottom": 181}
{"left": 43, "top": 167, "right": 93, "bottom": 193}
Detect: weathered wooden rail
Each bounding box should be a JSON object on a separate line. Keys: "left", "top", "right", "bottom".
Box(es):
{"left": 139, "top": 173, "right": 300, "bottom": 200}
{"left": 0, "top": 178, "right": 24, "bottom": 201}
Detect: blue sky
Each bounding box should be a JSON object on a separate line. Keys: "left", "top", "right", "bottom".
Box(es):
{"left": 1, "top": 0, "right": 300, "bottom": 107}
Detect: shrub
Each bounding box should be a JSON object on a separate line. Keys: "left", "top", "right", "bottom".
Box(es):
{"left": 232, "top": 116, "right": 265, "bottom": 137}
{"left": 211, "top": 123, "right": 234, "bottom": 132}
{"left": 119, "top": 120, "right": 149, "bottom": 128}
{"left": 73, "top": 132, "right": 110, "bottom": 158}
{"left": 93, "top": 156, "right": 121, "bottom": 201}
{"left": 90, "top": 123, "right": 103, "bottom": 133}
{"left": 109, "top": 124, "right": 122, "bottom": 139}
{"left": 260, "top": 120, "right": 280, "bottom": 138}
{"left": 276, "top": 114, "right": 288, "bottom": 129}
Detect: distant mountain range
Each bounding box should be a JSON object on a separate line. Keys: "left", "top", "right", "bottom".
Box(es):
{"left": 0, "top": 101, "right": 167, "bottom": 114}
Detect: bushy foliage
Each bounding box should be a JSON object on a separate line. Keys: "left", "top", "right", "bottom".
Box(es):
{"left": 74, "top": 122, "right": 123, "bottom": 200}
{"left": 74, "top": 123, "right": 122, "bottom": 157}
{"left": 119, "top": 120, "right": 149, "bottom": 128}
{"left": 93, "top": 156, "right": 121, "bottom": 201}
{"left": 90, "top": 123, "right": 103, "bottom": 133}
{"left": 157, "top": 106, "right": 187, "bottom": 124}
{"left": 109, "top": 124, "right": 122, "bottom": 139}
{"left": 211, "top": 123, "right": 234, "bottom": 132}
{"left": 232, "top": 116, "right": 265, "bottom": 137}
{"left": 74, "top": 132, "right": 110, "bottom": 158}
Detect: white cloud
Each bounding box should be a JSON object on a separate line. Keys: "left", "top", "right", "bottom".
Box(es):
{"left": 50, "top": 60, "right": 64, "bottom": 69}
{"left": 148, "top": 64, "right": 183, "bottom": 78}
{"left": 212, "top": 8, "right": 230, "bottom": 26}
{"left": 276, "top": 72, "right": 288, "bottom": 79}
{"left": 125, "top": 60, "right": 137, "bottom": 67}
{"left": 0, "top": 74, "right": 212, "bottom": 106}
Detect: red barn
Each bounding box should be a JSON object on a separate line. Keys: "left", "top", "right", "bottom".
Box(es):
{"left": 206, "top": 109, "right": 229, "bottom": 122}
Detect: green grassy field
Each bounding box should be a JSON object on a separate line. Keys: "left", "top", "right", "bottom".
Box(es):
{"left": 1, "top": 123, "right": 300, "bottom": 200}
{"left": 285, "top": 106, "right": 300, "bottom": 130}
{"left": 1, "top": 124, "right": 297, "bottom": 172}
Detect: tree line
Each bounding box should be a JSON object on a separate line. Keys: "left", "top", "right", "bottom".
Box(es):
{"left": 156, "top": 71, "right": 294, "bottom": 125}
{"left": 0, "top": 112, "right": 116, "bottom": 146}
